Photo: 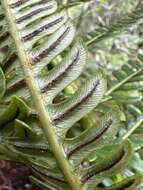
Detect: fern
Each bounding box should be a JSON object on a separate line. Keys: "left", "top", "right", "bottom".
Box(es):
{"left": 96, "top": 174, "right": 142, "bottom": 190}
{"left": 106, "top": 55, "right": 143, "bottom": 101}
{"left": 0, "top": 0, "right": 141, "bottom": 190}
{"left": 85, "top": 8, "right": 143, "bottom": 46}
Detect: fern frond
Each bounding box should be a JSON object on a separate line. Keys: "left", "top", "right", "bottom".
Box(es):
{"left": 31, "top": 173, "right": 141, "bottom": 190}
{"left": 0, "top": 0, "right": 136, "bottom": 189}
{"left": 0, "top": 96, "right": 29, "bottom": 127}
{"left": 120, "top": 103, "right": 143, "bottom": 147}
{"left": 63, "top": 109, "right": 120, "bottom": 166}
{"left": 30, "top": 175, "right": 67, "bottom": 190}
{"left": 0, "top": 0, "right": 106, "bottom": 189}
{"left": 106, "top": 55, "right": 143, "bottom": 102}
{"left": 31, "top": 166, "right": 68, "bottom": 190}
{"left": 85, "top": 8, "right": 143, "bottom": 46}
{"left": 96, "top": 173, "right": 142, "bottom": 190}
{"left": 100, "top": 55, "right": 143, "bottom": 144}
{"left": 80, "top": 141, "right": 132, "bottom": 190}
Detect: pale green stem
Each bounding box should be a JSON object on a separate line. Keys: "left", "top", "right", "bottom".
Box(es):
{"left": 122, "top": 117, "right": 143, "bottom": 140}
{"left": 2, "top": 1, "right": 82, "bottom": 190}
{"left": 86, "top": 35, "right": 105, "bottom": 47}
{"left": 106, "top": 68, "right": 143, "bottom": 96}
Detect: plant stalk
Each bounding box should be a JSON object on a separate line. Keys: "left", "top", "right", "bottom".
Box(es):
{"left": 122, "top": 117, "right": 143, "bottom": 140}
{"left": 2, "top": 1, "right": 82, "bottom": 190}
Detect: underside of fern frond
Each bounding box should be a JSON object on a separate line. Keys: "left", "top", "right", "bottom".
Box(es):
{"left": 0, "top": 0, "right": 138, "bottom": 190}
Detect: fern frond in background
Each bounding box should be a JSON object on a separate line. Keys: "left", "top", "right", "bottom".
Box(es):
{"left": 85, "top": 8, "right": 143, "bottom": 46}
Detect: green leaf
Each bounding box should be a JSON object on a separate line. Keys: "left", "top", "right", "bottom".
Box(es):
{"left": 30, "top": 176, "right": 65, "bottom": 190}
{"left": 14, "top": 119, "right": 38, "bottom": 140}
{"left": 64, "top": 108, "right": 120, "bottom": 166}
{"left": 106, "top": 57, "right": 143, "bottom": 98}
{"left": 49, "top": 73, "right": 106, "bottom": 138}
{"left": 85, "top": 8, "right": 143, "bottom": 46}
{"left": 0, "top": 96, "right": 30, "bottom": 127}
{"left": 80, "top": 141, "right": 133, "bottom": 190}
{"left": 96, "top": 174, "right": 142, "bottom": 190}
